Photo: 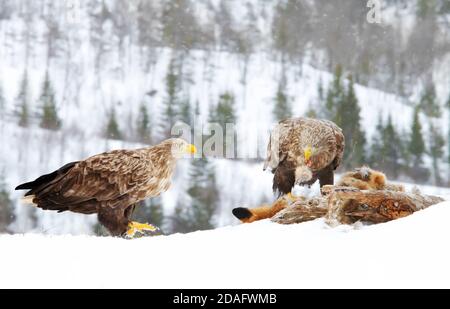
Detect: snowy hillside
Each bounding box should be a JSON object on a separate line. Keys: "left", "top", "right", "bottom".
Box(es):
{"left": 0, "top": 0, "right": 449, "bottom": 235}
{"left": 1, "top": 48, "right": 448, "bottom": 234}
{"left": 1, "top": 199, "right": 449, "bottom": 289}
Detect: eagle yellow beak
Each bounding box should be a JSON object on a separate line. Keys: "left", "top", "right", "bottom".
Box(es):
{"left": 304, "top": 146, "right": 312, "bottom": 162}
{"left": 185, "top": 144, "right": 197, "bottom": 155}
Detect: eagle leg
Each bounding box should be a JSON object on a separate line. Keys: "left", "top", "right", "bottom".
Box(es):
{"left": 124, "top": 204, "right": 136, "bottom": 220}
{"left": 97, "top": 206, "right": 130, "bottom": 237}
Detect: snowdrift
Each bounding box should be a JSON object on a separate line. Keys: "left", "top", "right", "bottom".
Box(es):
{"left": 1, "top": 200, "right": 449, "bottom": 289}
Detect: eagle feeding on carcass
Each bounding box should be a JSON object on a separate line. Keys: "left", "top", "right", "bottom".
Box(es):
{"left": 15, "top": 138, "right": 197, "bottom": 238}
{"left": 264, "top": 117, "right": 345, "bottom": 196}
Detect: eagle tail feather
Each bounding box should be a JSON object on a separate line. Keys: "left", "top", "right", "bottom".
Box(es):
{"left": 15, "top": 161, "right": 79, "bottom": 196}
{"left": 15, "top": 181, "right": 36, "bottom": 191}
{"left": 21, "top": 195, "right": 37, "bottom": 205}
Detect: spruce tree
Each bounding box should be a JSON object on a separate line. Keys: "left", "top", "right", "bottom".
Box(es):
{"left": 0, "top": 170, "right": 15, "bottom": 234}
{"left": 419, "top": 82, "right": 441, "bottom": 118}
{"left": 381, "top": 116, "right": 403, "bottom": 179}
{"left": 316, "top": 78, "right": 325, "bottom": 118}
{"left": 106, "top": 107, "right": 122, "bottom": 140}
{"left": 369, "top": 115, "right": 384, "bottom": 169}
{"left": 325, "top": 65, "right": 345, "bottom": 122}
{"left": 137, "top": 102, "right": 152, "bottom": 144}
{"left": 273, "top": 82, "right": 291, "bottom": 122}
{"left": 180, "top": 98, "right": 193, "bottom": 126}
{"left": 408, "top": 107, "right": 426, "bottom": 165}
{"left": 170, "top": 158, "right": 219, "bottom": 234}
{"left": 186, "top": 158, "right": 218, "bottom": 231}
{"left": 210, "top": 92, "right": 237, "bottom": 157}
{"left": 161, "top": 59, "right": 180, "bottom": 138}
{"left": 210, "top": 92, "right": 236, "bottom": 127}
{"left": 339, "top": 75, "right": 366, "bottom": 167}
{"left": 429, "top": 123, "right": 445, "bottom": 185}
{"left": 15, "top": 71, "right": 30, "bottom": 128}
{"left": 39, "top": 71, "right": 61, "bottom": 130}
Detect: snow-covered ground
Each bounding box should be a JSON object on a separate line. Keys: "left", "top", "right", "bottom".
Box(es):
{"left": 1, "top": 199, "right": 449, "bottom": 289}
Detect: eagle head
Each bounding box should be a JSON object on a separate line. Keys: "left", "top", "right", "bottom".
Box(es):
{"left": 166, "top": 138, "right": 198, "bottom": 158}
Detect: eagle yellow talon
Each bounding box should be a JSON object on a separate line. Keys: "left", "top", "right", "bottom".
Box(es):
{"left": 126, "top": 221, "right": 158, "bottom": 237}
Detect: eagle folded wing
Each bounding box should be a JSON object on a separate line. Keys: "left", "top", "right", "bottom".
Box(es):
{"left": 332, "top": 126, "right": 345, "bottom": 169}
{"left": 309, "top": 134, "right": 338, "bottom": 170}
{"left": 37, "top": 150, "right": 154, "bottom": 207}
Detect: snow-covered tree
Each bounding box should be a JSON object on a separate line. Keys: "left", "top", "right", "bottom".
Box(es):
{"left": 429, "top": 123, "right": 445, "bottom": 185}
{"left": 408, "top": 108, "right": 426, "bottom": 165}
{"left": 179, "top": 98, "right": 193, "bottom": 126}
{"left": 136, "top": 102, "right": 152, "bottom": 144}
{"left": 369, "top": 115, "right": 385, "bottom": 169}
{"left": 210, "top": 92, "right": 237, "bottom": 157}
{"left": 381, "top": 116, "right": 404, "bottom": 179}
{"left": 15, "top": 71, "right": 30, "bottom": 128}
{"left": 273, "top": 81, "right": 291, "bottom": 122}
{"left": 210, "top": 92, "right": 236, "bottom": 127}
{"left": 325, "top": 71, "right": 366, "bottom": 168}
{"left": 338, "top": 75, "right": 366, "bottom": 167}
{"left": 106, "top": 107, "right": 122, "bottom": 140}
{"left": 419, "top": 82, "right": 441, "bottom": 118}
{"left": 170, "top": 158, "right": 218, "bottom": 234}
{"left": 187, "top": 158, "right": 218, "bottom": 231}
{"left": 325, "top": 65, "right": 345, "bottom": 121}
{"left": 39, "top": 71, "right": 61, "bottom": 131}
{"left": 161, "top": 59, "right": 181, "bottom": 138}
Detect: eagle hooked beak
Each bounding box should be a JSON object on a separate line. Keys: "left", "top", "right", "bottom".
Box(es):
{"left": 185, "top": 144, "right": 198, "bottom": 155}
{"left": 304, "top": 146, "right": 312, "bottom": 163}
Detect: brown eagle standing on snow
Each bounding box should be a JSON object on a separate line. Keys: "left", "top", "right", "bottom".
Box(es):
{"left": 263, "top": 117, "right": 345, "bottom": 196}
{"left": 15, "top": 138, "right": 197, "bottom": 237}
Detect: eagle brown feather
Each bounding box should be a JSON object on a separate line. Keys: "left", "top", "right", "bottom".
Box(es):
{"left": 16, "top": 138, "right": 192, "bottom": 236}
